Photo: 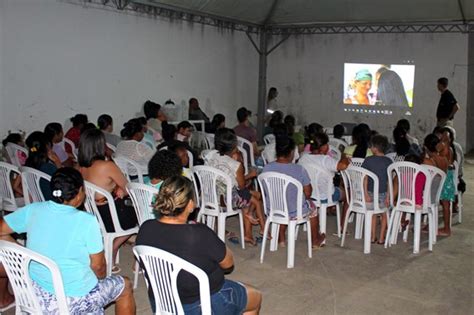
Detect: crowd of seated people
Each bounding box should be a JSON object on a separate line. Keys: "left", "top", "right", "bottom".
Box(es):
{"left": 0, "top": 99, "right": 465, "bottom": 314}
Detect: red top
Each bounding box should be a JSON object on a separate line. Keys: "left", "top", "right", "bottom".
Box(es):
{"left": 65, "top": 127, "right": 81, "bottom": 153}
{"left": 415, "top": 172, "right": 426, "bottom": 206}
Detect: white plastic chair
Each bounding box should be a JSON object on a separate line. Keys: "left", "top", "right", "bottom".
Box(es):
{"left": 113, "top": 154, "right": 145, "bottom": 184}
{"left": 328, "top": 145, "right": 341, "bottom": 161}
{"left": 0, "top": 162, "right": 24, "bottom": 212}
{"left": 263, "top": 134, "right": 275, "bottom": 145}
{"left": 83, "top": 181, "right": 139, "bottom": 276}
{"left": 0, "top": 241, "right": 69, "bottom": 315}
{"left": 340, "top": 166, "right": 389, "bottom": 254}
{"left": 385, "top": 162, "right": 432, "bottom": 254}
{"left": 191, "top": 166, "right": 245, "bottom": 249}
{"left": 329, "top": 138, "right": 347, "bottom": 152}
{"left": 237, "top": 136, "right": 255, "bottom": 168}
{"left": 20, "top": 166, "right": 51, "bottom": 204}
{"left": 204, "top": 133, "right": 215, "bottom": 150}
{"left": 424, "top": 165, "right": 446, "bottom": 245}
{"left": 106, "top": 143, "right": 117, "bottom": 153}
{"left": 133, "top": 245, "right": 211, "bottom": 315}
{"left": 126, "top": 183, "right": 159, "bottom": 289}
{"left": 298, "top": 160, "right": 341, "bottom": 241}
{"left": 261, "top": 143, "right": 299, "bottom": 165}
{"left": 62, "top": 138, "right": 78, "bottom": 161}
{"left": 350, "top": 158, "right": 364, "bottom": 167}
{"left": 258, "top": 172, "right": 312, "bottom": 268}
{"left": 5, "top": 143, "right": 28, "bottom": 168}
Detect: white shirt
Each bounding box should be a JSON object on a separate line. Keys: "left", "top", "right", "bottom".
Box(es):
{"left": 298, "top": 154, "right": 337, "bottom": 200}
{"left": 116, "top": 140, "right": 155, "bottom": 174}
{"left": 206, "top": 153, "right": 240, "bottom": 189}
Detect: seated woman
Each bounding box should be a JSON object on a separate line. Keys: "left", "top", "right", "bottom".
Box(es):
{"left": 264, "top": 136, "right": 326, "bottom": 248}
{"left": 44, "top": 122, "right": 75, "bottom": 167}
{"left": 344, "top": 124, "right": 373, "bottom": 158}
{"left": 388, "top": 126, "right": 421, "bottom": 157}
{"left": 78, "top": 129, "right": 138, "bottom": 272}
{"left": 208, "top": 114, "right": 226, "bottom": 134}
{"left": 0, "top": 168, "right": 135, "bottom": 314}
{"left": 98, "top": 114, "right": 121, "bottom": 147}
{"left": 207, "top": 128, "right": 265, "bottom": 245}
{"left": 136, "top": 176, "right": 262, "bottom": 314}
{"left": 24, "top": 131, "right": 63, "bottom": 200}
{"left": 116, "top": 118, "right": 155, "bottom": 176}
{"left": 65, "top": 114, "right": 88, "bottom": 152}
{"left": 143, "top": 100, "right": 167, "bottom": 141}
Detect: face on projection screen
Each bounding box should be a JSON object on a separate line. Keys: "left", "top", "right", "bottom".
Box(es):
{"left": 343, "top": 63, "right": 415, "bottom": 108}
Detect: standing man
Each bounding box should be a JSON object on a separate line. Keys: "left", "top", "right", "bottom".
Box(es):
{"left": 436, "top": 77, "right": 459, "bottom": 127}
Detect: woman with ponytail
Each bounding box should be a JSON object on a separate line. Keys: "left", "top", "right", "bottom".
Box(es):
{"left": 0, "top": 168, "right": 136, "bottom": 314}
{"left": 344, "top": 124, "right": 372, "bottom": 158}
{"left": 136, "top": 175, "right": 262, "bottom": 314}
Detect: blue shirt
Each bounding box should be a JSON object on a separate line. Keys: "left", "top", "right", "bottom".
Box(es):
{"left": 4, "top": 201, "right": 104, "bottom": 297}
{"left": 262, "top": 162, "right": 311, "bottom": 216}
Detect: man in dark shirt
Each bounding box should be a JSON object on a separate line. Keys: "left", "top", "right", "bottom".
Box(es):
{"left": 436, "top": 77, "right": 459, "bottom": 127}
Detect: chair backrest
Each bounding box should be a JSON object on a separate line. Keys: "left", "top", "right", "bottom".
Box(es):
{"left": 298, "top": 159, "right": 335, "bottom": 203}
{"left": 204, "top": 133, "right": 215, "bottom": 149}
{"left": 343, "top": 166, "right": 384, "bottom": 212}
{"left": 106, "top": 143, "right": 117, "bottom": 153}
{"left": 0, "top": 162, "right": 20, "bottom": 209}
{"left": 126, "top": 183, "right": 158, "bottom": 225}
{"left": 424, "top": 165, "right": 446, "bottom": 206}
{"left": 262, "top": 143, "right": 299, "bottom": 165}
{"left": 0, "top": 241, "right": 69, "bottom": 314}
{"left": 20, "top": 166, "right": 51, "bottom": 204}
{"left": 113, "top": 154, "right": 144, "bottom": 184}
{"left": 133, "top": 245, "right": 211, "bottom": 315}
{"left": 394, "top": 155, "right": 405, "bottom": 162}
{"left": 351, "top": 158, "right": 364, "bottom": 167}
{"left": 62, "top": 138, "right": 78, "bottom": 160}
{"left": 328, "top": 145, "right": 341, "bottom": 161}
{"left": 83, "top": 180, "right": 124, "bottom": 234}
{"left": 191, "top": 166, "right": 232, "bottom": 214}
{"left": 5, "top": 143, "right": 28, "bottom": 168}
{"left": 387, "top": 162, "right": 431, "bottom": 210}
{"left": 328, "top": 138, "right": 347, "bottom": 152}
{"left": 263, "top": 134, "right": 275, "bottom": 145}
{"left": 258, "top": 171, "right": 303, "bottom": 221}
{"left": 237, "top": 136, "right": 255, "bottom": 167}
{"left": 237, "top": 146, "right": 249, "bottom": 175}
{"left": 452, "top": 160, "right": 460, "bottom": 195}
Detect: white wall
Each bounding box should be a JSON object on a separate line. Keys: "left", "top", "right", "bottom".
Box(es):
{"left": 0, "top": 0, "right": 259, "bottom": 138}
{"left": 267, "top": 32, "right": 469, "bottom": 149}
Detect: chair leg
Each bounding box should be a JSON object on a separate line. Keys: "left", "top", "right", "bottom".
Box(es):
{"left": 403, "top": 214, "right": 410, "bottom": 243}
{"left": 270, "top": 223, "right": 279, "bottom": 251}
{"left": 105, "top": 236, "right": 113, "bottom": 276}
{"left": 336, "top": 203, "right": 341, "bottom": 238}
{"left": 217, "top": 214, "right": 226, "bottom": 243}
{"left": 364, "top": 212, "right": 373, "bottom": 254}
{"left": 385, "top": 210, "right": 395, "bottom": 248}
{"left": 260, "top": 220, "right": 271, "bottom": 263}
{"left": 413, "top": 211, "right": 421, "bottom": 254}
{"left": 355, "top": 213, "right": 363, "bottom": 239}
{"left": 238, "top": 212, "right": 245, "bottom": 250}
{"left": 295, "top": 225, "right": 299, "bottom": 241}
{"left": 319, "top": 205, "right": 327, "bottom": 245}
{"left": 428, "top": 213, "right": 433, "bottom": 252}
{"left": 458, "top": 194, "right": 463, "bottom": 224}
{"left": 449, "top": 201, "right": 453, "bottom": 229}
{"left": 287, "top": 223, "right": 296, "bottom": 268}
{"left": 392, "top": 211, "right": 403, "bottom": 245}
{"left": 133, "top": 261, "right": 140, "bottom": 289}
{"left": 306, "top": 221, "right": 312, "bottom": 259}
{"left": 340, "top": 210, "right": 352, "bottom": 247}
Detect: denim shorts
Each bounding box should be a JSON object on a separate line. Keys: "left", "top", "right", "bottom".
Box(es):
{"left": 183, "top": 279, "right": 247, "bottom": 315}
{"left": 367, "top": 192, "right": 387, "bottom": 210}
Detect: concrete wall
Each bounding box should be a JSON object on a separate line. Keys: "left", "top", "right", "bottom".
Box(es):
{"left": 0, "top": 0, "right": 258, "bottom": 137}
{"left": 267, "top": 33, "right": 469, "bottom": 149}
{"left": 467, "top": 32, "right": 474, "bottom": 153}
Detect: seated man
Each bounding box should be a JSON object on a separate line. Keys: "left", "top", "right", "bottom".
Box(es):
{"left": 233, "top": 107, "right": 260, "bottom": 160}
{"left": 298, "top": 132, "right": 350, "bottom": 231}
{"left": 0, "top": 168, "right": 135, "bottom": 314}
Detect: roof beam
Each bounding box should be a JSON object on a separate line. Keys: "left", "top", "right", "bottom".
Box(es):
{"left": 457, "top": 0, "right": 467, "bottom": 25}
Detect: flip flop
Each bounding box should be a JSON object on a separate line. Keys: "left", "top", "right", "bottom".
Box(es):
{"left": 371, "top": 239, "right": 378, "bottom": 244}
{"left": 227, "top": 235, "right": 240, "bottom": 245}
{"left": 112, "top": 265, "right": 122, "bottom": 274}
{"left": 0, "top": 301, "right": 15, "bottom": 312}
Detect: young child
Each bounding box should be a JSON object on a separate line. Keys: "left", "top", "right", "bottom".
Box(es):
{"left": 177, "top": 121, "right": 193, "bottom": 143}
{"left": 146, "top": 150, "right": 183, "bottom": 191}
{"left": 44, "top": 122, "right": 74, "bottom": 167}
{"left": 361, "top": 135, "right": 392, "bottom": 244}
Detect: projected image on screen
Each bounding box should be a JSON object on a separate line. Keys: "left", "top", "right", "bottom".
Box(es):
{"left": 343, "top": 63, "right": 415, "bottom": 107}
